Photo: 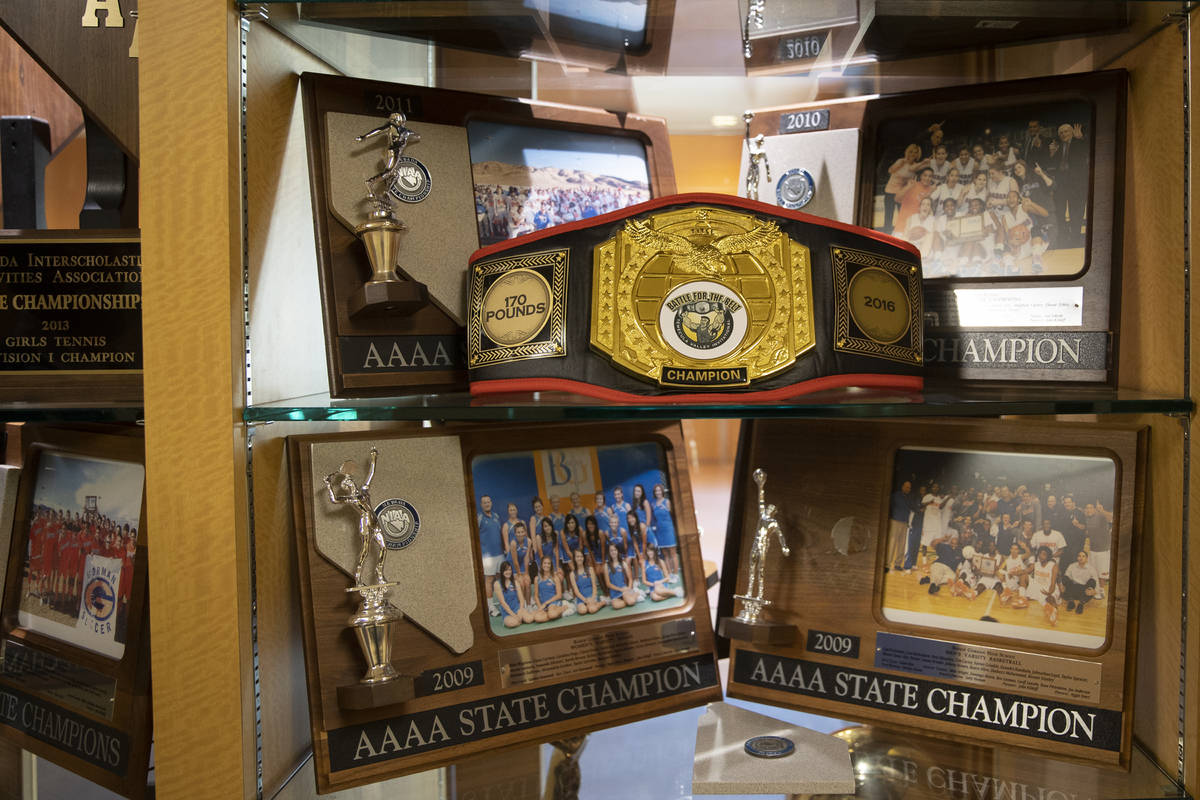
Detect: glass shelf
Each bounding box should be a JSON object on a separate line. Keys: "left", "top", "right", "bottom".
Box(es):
{"left": 272, "top": 700, "right": 1190, "bottom": 800}
{"left": 245, "top": 386, "right": 1192, "bottom": 423}
{"left": 0, "top": 403, "right": 143, "bottom": 424}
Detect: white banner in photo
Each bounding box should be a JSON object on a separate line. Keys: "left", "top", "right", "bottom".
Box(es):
{"left": 75, "top": 555, "right": 124, "bottom": 655}
{"left": 536, "top": 448, "right": 600, "bottom": 503}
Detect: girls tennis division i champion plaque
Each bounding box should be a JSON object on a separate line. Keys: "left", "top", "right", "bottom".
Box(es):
{"left": 718, "top": 418, "right": 1145, "bottom": 768}
{"left": 289, "top": 421, "right": 718, "bottom": 793}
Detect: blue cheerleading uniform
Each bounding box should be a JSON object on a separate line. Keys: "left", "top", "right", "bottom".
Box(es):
{"left": 607, "top": 563, "right": 628, "bottom": 598}
{"left": 574, "top": 571, "right": 594, "bottom": 601}
{"left": 652, "top": 498, "right": 676, "bottom": 548}
{"left": 587, "top": 537, "right": 605, "bottom": 565}
{"left": 510, "top": 537, "right": 530, "bottom": 572}
{"left": 501, "top": 583, "right": 520, "bottom": 614}
{"left": 645, "top": 562, "right": 665, "bottom": 584}
{"left": 529, "top": 514, "right": 546, "bottom": 537}
{"left": 537, "top": 577, "right": 559, "bottom": 606}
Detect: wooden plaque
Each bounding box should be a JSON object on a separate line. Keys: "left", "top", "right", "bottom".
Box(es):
{"left": 856, "top": 70, "right": 1126, "bottom": 384}
{"left": 0, "top": 425, "right": 151, "bottom": 798}
{"left": 300, "top": 73, "right": 675, "bottom": 398}
{"left": 740, "top": 97, "right": 869, "bottom": 223}
{"left": 289, "top": 421, "right": 718, "bottom": 793}
{"left": 719, "top": 418, "right": 1145, "bottom": 768}
{"left": 0, "top": 231, "right": 142, "bottom": 404}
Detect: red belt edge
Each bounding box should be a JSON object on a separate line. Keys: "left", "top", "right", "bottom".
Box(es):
{"left": 469, "top": 373, "right": 924, "bottom": 404}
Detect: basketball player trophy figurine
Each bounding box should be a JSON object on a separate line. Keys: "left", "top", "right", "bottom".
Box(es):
{"left": 744, "top": 126, "right": 771, "bottom": 202}
{"left": 348, "top": 112, "right": 431, "bottom": 319}
{"left": 325, "top": 447, "right": 415, "bottom": 709}
{"left": 719, "top": 468, "right": 797, "bottom": 645}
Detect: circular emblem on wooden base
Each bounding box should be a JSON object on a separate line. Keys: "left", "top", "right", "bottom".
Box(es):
{"left": 744, "top": 735, "right": 796, "bottom": 758}
{"left": 374, "top": 498, "right": 421, "bottom": 550}
{"left": 387, "top": 156, "right": 432, "bottom": 203}
{"left": 776, "top": 168, "right": 816, "bottom": 210}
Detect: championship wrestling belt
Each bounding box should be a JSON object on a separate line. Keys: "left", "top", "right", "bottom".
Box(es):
{"left": 467, "top": 193, "right": 923, "bottom": 401}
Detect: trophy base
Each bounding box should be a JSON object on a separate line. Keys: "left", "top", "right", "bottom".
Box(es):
{"left": 348, "top": 279, "right": 429, "bottom": 319}
{"left": 337, "top": 675, "right": 416, "bottom": 710}
{"left": 718, "top": 615, "right": 797, "bottom": 646}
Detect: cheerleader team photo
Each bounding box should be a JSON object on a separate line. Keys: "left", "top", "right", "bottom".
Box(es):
{"left": 881, "top": 446, "right": 1116, "bottom": 650}
{"left": 471, "top": 443, "right": 686, "bottom": 636}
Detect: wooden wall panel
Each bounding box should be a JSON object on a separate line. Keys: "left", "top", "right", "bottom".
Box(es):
{"left": 1106, "top": 21, "right": 1189, "bottom": 781}
{"left": 1186, "top": 8, "right": 1199, "bottom": 793}
{"left": 140, "top": 0, "right": 254, "bottom": 797}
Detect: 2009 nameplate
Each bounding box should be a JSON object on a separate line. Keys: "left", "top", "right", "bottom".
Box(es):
{"left": 328, "top": 654, "right": 717, "bottom": 772}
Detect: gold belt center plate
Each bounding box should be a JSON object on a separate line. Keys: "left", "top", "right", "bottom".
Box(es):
{"left": 591, "top": 206, "right": 816, "bottom": 388}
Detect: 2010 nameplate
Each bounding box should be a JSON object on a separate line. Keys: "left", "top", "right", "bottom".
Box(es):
{"left": 732, "top": 650, "right": 1120, "bottom": 751}
{"left": 327, "top": 654, "right": 717, "bottom": 772}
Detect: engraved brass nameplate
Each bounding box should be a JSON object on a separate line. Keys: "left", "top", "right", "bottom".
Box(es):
{"left": 497, "top": 619, "right": 699, "bottom": 688}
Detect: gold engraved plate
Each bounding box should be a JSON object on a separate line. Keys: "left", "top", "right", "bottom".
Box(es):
{"left": 847, "top": 268, "right": 910, "bottom": 344}
{"left": 469, "top": 249, "right": 568, "bottom": 367}
{"left": 591, "top": 207, "right": 816, "bottom": 388}
{"left": 482, "top": 269, "right": 553, "bottom": 346}
{"left": 832, "top": 245, "right": 923, "bottom": 364}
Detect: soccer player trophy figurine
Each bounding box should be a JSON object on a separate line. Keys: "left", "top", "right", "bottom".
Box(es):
{"left": 719, "top": 468, "right": 797, "bottom": 645}
{"left": 325, "top": 447, "right": 415, "bottom": 709}
{"left": 348, "top": 112, "right": 431, "bottom": 319}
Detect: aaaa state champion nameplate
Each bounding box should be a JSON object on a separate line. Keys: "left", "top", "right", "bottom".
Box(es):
{"left": 591, "top": 207, "right": 816, "bottom": 389}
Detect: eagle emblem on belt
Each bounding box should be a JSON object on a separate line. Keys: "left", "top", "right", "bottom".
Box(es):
{"left": 624, "top": 212, "right": 781, "bottom": 278}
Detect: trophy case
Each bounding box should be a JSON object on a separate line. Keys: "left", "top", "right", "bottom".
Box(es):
{"left": 38, "top": 0, "right": 1189, "bottom": 798}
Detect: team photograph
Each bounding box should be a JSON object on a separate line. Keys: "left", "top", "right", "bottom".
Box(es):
{"left": 18, "top": 452, "right": 143, "bottom": 660}
{"left": 471, "top": 443, "right": 686, "bottom": 637}
{"left": 881, "top": 446, "right": 1116, "bottom": 650}
{"left": 467, "top": 119, "right": 651, "bottom": 246}
{"left": 869, "top": 100, "right": 1092, "bottom": 279}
